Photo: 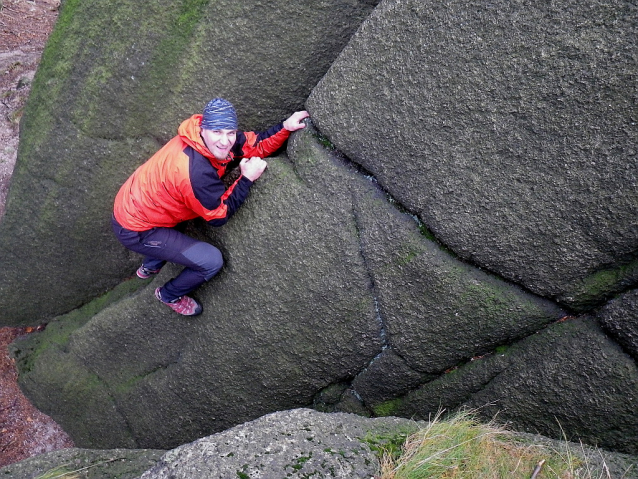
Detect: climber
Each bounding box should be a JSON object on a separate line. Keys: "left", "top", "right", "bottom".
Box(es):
{"left": 112, "top": 98, "right": 309, "bottom": 316}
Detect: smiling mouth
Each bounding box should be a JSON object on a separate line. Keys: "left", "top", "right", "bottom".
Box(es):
{"left": 212, "top": 146, "right": 231, "bottom": 159}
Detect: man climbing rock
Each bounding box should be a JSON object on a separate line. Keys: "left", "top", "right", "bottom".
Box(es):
{"left": 112, "top": 98, "right": 309, "bottom": 316}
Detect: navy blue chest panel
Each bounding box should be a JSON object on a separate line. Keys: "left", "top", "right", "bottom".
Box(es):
{"left": 231, "top": 131, "right": 248, "bottom": 158}
{"left": 186, "top": 147, "right": 226, "bottom": 211}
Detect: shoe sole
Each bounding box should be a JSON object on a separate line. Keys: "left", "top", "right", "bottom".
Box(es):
{"left": 137, "top": 267, "right": 160, "bottom": 279}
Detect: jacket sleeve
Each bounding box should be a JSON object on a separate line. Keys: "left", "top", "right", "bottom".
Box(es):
{"left": 187, "top": 153, "right": 254, "bottom": 226}
{"left": 231, "top": 122, "right": 291, "bottom": 159}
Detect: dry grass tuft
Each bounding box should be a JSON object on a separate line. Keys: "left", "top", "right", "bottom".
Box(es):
{"left": 377, "top": 410, "right": 619, "bottom": 479}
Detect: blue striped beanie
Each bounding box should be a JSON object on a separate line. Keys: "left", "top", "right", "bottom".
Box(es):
{"left": 201, "top": 98, "right": 238, "bottom": 130}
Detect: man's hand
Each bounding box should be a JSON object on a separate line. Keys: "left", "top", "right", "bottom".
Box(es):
{"left": 240, "top": 157, "right": 268, "bottom": 182}
{"left": 283, "top": 111, "right": 310, "bottom": 132}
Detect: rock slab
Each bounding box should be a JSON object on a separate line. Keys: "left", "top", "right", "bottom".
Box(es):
{"left": 307, "top": 0, "right": 638, "bottom": 310}
{"left": 137, "top": 409, "right": 418, "bottom": 479}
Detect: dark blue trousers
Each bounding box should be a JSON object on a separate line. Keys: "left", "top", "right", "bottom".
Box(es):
{"left": 111, "top": 216, "right": 223, "bottom": 302}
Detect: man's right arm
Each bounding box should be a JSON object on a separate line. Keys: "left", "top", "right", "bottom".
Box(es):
{"left": 239, "top": 157, "right": 268, "bottom": 182}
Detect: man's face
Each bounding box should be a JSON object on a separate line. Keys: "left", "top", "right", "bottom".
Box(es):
{"left": 201, "top": 128, "right": 237, "bottom": 160}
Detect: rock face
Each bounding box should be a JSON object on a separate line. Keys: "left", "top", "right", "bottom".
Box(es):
{"left": 3, "top": 0, "right": 638, "bottom": 460}
{"left": 306, "top": 0, "right": 638, "bottom": 312}
{"left": 11, "top": 126, "right": 564, "bottom": 450}
{"left": 389, "top": 316, "right": 638, "bottom": 454}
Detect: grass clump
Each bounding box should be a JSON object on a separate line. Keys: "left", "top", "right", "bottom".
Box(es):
{"left": 34, "top": 465, "right": 79, "bottom": 478}
{"left": 377, "top": 410, "right": 610, "bottom": 479}
{"left": 34, "top": 457, "right": 124, "bottom": 478}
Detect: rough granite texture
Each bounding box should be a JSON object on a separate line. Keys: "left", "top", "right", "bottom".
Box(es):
{"left": 11, "top": 144, "right": 384, "bottom": 449}
{"left": 306, "top": 0, "right": 638, "bottom": 311}
{"left": 380, "top": 316, "right": 638, "bottom": 454}
{"left": 464, "top": 316, "right": 638, "bottom": 454}
{"left": 137, "top": 409, "right": 418, "bottom": 479}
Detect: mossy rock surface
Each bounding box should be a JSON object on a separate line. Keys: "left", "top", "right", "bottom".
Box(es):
{"left": 372, "top": 316, "right": 638, "bottom": 455}
{"left": 12, "top": 145, "right": 383, "bottom": 449}
{"left": 0, "top": 0, "right": 380, "bottom": 327}
{"left": 3, "top": 0, "right": 638, "bottom": 459}
{"left": 12, "top": 129, "right": 569, "bottom": 451}
{"left": 0, "top": 447, "right": 164, "bottom": 479}
{"left": 464, "top": 316, "right": 638, "bottom": 455}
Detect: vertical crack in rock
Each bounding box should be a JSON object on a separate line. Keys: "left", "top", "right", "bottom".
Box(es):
{"left": 350, "top": 194, "right": 389, "bottom": 355}
{"left": 601, "top": 332, "right": 638, "bottom": 367}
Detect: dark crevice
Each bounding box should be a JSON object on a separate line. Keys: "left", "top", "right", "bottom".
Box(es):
{"left": 595, "top": 316, "right": 638, "bottom": 367}
{"left": 350, "top": 195, "right": 389, "bottom": 353}
{"left": 284, "top": 151, "right": 310, "bottom": 187}
{"left": 416, "top": 314, "right": 580, "bottom": 380}
{"left": 392, "top": 347, "right": 510, "bottom": 408}
{"left": 349, "top": 192, "right": 431, "bottom": 394}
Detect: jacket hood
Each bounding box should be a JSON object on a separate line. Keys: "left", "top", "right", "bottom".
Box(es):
{"left": 178, "top": 114, "right": 231, "bottom": 167}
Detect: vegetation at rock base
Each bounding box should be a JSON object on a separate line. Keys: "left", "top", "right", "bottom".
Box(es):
{"left": 375, "top": 410, "right": 628, "bottom": 479}
{"left": 372, "top": 398, "right": 404, "bottom": 417}
{"left": 34, "top": 466, "right": 79, "bottom": 479}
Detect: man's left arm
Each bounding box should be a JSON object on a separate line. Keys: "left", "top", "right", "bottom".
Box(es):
{"left": 233, "top": 111, "right": 310, "bottom": 159}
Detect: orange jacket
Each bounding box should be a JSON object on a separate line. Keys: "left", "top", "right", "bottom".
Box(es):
{"left": 113, "top": 114, "right": 290, "bottom": 231}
